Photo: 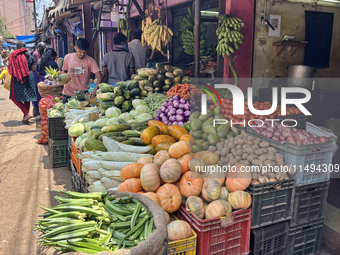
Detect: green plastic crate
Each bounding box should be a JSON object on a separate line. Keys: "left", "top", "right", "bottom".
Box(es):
{"left": 48, "top": 138, "right": 68, "bottom": 168}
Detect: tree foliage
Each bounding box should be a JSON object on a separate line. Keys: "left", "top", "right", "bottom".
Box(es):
{"left": 0, "top": 17, "right": 15, "bottom": 38}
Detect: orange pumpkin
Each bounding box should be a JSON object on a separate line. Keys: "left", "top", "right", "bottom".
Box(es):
{"left": 228, "top": 190, "right": 252, "bottom": 209}
{"left": 180, "top": 171, "right": 203, "bottom": 197}
{"left": 137, "top": 191, "right": 146, "bottom": 194}
{"left": 205, "top": 200, "right": 232, "bottom": 219}
{"left": 179, "top": 134, "right": 195, "bottom": 146}
{"left": 168, "top": 125, "right": 189, "bottom": 141}
{"left": 152, "top": 135, "right": 177, "bottom": 149}
{"left": 143, "top": 192, "right": 161, "bottom": 206}
{"left": 169, "top": 141, "right": 191, "bottom": 159}
{"left": 225, "top": 164, "right": 252, "bottom": 192}
{"left": 219, "top": 186, "right": 230, "bottom": 200}
{"left": 164, "top": 211, "right": 171, "bottom": 225}
{"left": 202, "top": 179, "right": 221, "bottom": 202}
{"left": 202, "top": 171, "right": 225, "bottom": 186}
{"left": 154, "top": 150, "right": 171, "bottom": 168}
{"left": 167, "top": 220, "right": 192, "bottom": 241}
{"left": 178, "top": 154, "right": 191, "bottom": 175}
{"left": 140, "top": 126, "right": 160, "bottom": 144}
{"left": 137, "top": 157, "right": 153, "bottom": 165}
{"left": 156, "top": 184, "right": 182, "bottom": 213}
{"left": 120, "top": 163, "right": 144, "bottom": 180}
{"left": 140, "top": 164, "right": 161, "bottom": 192}
{"left": 186, "top": 196, "right": 205, "bottom": 219}
{"left": 148, "top": 120, "right": 169, "bottom": 135}
{"left": 117, "top": 178, "right": 142, "bottom": 193}
{"left": 160, "top": 159, "right": 182, "bottom": 183}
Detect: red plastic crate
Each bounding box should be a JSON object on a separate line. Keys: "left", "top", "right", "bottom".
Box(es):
{"left": 176, "top": 206, "right": 251, "bottom": 255}
{"left": 70, "top": 137, "right": 81, "bottom": 176}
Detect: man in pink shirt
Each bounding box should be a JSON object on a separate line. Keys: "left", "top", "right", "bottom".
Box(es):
{"left": 62, "top": 38, "right": 102, "bottom": 103}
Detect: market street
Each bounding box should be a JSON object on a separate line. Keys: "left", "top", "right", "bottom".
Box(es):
{"left": 0, "top": 85, "right": 73, "bottom": 255}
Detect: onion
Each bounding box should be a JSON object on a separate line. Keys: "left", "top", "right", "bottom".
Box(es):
{"left": 286, "top": 136, "right": 295, "bottom": 142}
{"left": 173, "top": 100, "right": 180, "bottom": 108}
{"left": 296, "top": 141, "right": 302, "bottom": 145}
{"left": 184, "top": 110, "right": 191, "bottom": 117}
{"left": 292, "top": 128, "right": 297, "bottom": 132}
{"left": 169, "top": 97, "right": 174, "bottom": 102}
{"left": 159, "top": 113, "right": 165, "bottom": 118}
{"left": 176, "top": 115, "right": 185, "bottom": 121}
{"left": 169, "top": 108, "right": 176, "bottom": 115}
{"left": 266, "top": 131, "right": 274, "bottom": 139}
{"left": 176, "top": 109, "right": 184, "bottom": 115}
{"left": 162, "top": 116, "right": 169, "bottom": 122}
{"left": 289, "top": 140, "right": 296, "bottom": 144}
{"left": 277, "top": 125, "right": 283, "bottom": 130}
{"left": 319, "top": 136, "right": 329, "bottom": 143}
{"left": 178, "top": 121, "right": 184, "bottom": 126}
{"left": 312, "top": 134, "right": 318, "bottom": 139}
{"left": 266, "top": 127, "right": 275, "bottom": 133}
{"left": 302, "top": 141, "right": 309, "bottom": 145}
{"left": 180, "top": 98, "right": 187, "bottom": 104}
{"left": 170, "top": 116, "right": 177, "bottom": 122}
{"left": 164, "top": 109, "right": 170, "bottom": 115}
{"left": 280, "top": 141, "right": 286, "bottom": 144}
{"left": 154, "top": 116, "right": 161, "bottom": 121}
{"left": 296, "top": 133, "right": 307, "bottom": 141}
{"left": 283, "top": 132, "right": 292, "bottom": 138}
{"left": 173, "top": 95, "right": 180, "bottom": 100}
{"left": 261, "top": 130, "right": 267, "bottom": 136}
{"left": 184, "top": 103, "right": 190, "bottom": 111}
{"left": 157, "top": 109, "right": 162, "bottom": 115}
{"left": 312, "top": 148, "right": 317, "bottom": 152}
{"left": 163, "top": 101, "right": 168, "bottom": 107}
{"left": 164, "top": 121, "right": 170, "bottom": 125}
{"left": 314, "top": 140, "right": 321, "bottom": 144}
{"left": 272, "top": 136, "right": 280, "bottom": 142}
{"left": 173, "top": 121, "right": 178, "bottom": 125}
{"left": 179, "top": 103, "right": 185, "bottom": 109}
{"left": 274, "top": 131, "right": 282, "bottom": 137}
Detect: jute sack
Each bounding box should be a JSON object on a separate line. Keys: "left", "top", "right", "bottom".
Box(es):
{"left": 66, "top": 191, "right": 168, "bottom": 255}
{"left": 38, "top": 82, "right": 64, "bottom": 98}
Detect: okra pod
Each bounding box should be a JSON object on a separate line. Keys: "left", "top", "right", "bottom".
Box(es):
{"left": 148, "top": 217, "right": 154, "bottom": 235}
{"left": 58, "top": 190, "right": 107, "bottom": 200}
{"left": 44, "top": 230, "right": 91, "bottom": 241}
{"left": 125, "top": 215, "right": 149, "bottom": 239}
{"left": 45, "top": 212, "right": 86, "bottom": 220}
{"left": 54, "top": 196, "right": 91, "bottom": 204}
{"left": 131, "top": 202, "right": 141, "bottom": 229}
{"left": 56, "top": 243, "right": 103, "bottom": 254}
{"left": 67, "top": 240, "right": 112, "bottom": 252}
{"left": 40, "top": 221, "right": 96, "bottom": 238}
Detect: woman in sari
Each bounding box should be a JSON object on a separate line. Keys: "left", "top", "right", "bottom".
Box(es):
{"left": 8, "top": 41, "right": 37, "bottom": 123}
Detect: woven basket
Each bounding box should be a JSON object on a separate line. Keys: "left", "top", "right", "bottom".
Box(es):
{"left": 38, "top": 82, "right": 64, "bottom": 98}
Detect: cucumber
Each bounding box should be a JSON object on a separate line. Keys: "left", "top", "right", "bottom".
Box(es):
{"left": 122, "top": 130, "right": 142, "bottom": 137}
{"left": 134, "top": 125, "right": 148, "bottom": 131}
{"left": 128, "top": 138, "right": 146, "bottom": 146}
{"left": 118, "top": 119, "right": 129, "bottom": 125}
{"left": 121, "top": 140, "right": 135, "bottom": 145}
{"left": 101, "top": 124, "right": 132, "bottom": 132}
{"left": 111, "top": 136, "right": 128, "bottom": 142}
{"left": 91, "top": 125, "right": 104, "bottom": 130}
{"left": 98, "top": 132, "right": 123, "bottom": 141}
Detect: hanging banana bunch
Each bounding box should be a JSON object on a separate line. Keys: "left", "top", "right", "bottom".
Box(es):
{"left": 118, "top": 19, "right": 132, "bottom": 42}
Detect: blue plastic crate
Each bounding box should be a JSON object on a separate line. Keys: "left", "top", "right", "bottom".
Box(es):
{"left": 246, "top": 128, "right": 333, "bottom": 185}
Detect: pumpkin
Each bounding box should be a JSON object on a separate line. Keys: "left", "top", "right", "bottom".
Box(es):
{"left": 154, "top": 150, "right": 171, "bottom": 168}
{"left": 178, "top": 154, "right": 191, "bottom": 175}
{"left": 117, "top": 178, "right": 142, "bottom": 193}
{"left": 137, "top": 157, "right": 153, "bottom": 165}
{"left": 167, "top": 220, "right": 192, "bottom": 241}
{"left": 189, "top": 159, "right": 207, "bottom": 172}
{"left": 156, "top": 184, "right": 182, "bottom": 213}
{"left": 140, "top": 164, "right": 161, "bottom": 192}
{"left": 143, "top": 192, "right": 161, "bottom": 206}
{"left": 228, "top": 190, "right": 252, "bottom": 209}
{"left": 218, "top": 186, "right": 230, "bottom": 200}
{"left": 120, "top": 163, "right": 144, "bottom": 180}
{"left": 168, "top": 125, "right": 189, "bottom": 141}
{"left": 186, "top": 196, "right": 205, "bottom": 219}
{"left": 202, "top": 171, "right": 225, "bottom": 186}
{"left": 160, "top": 159, "right": 182, "bottom": 183}
{"left": 194, "top": 151, "right": 210, "bottom": 160}
{"left": 202, "top": 152, "right": 219, "bottom": 164}
{"left": 137, "top": 191, "right": 146, "bottom": 194}
{"left": 202, "top": 179, "right": 221, "bottom": 202}
{"left": 175, "top": 182, "right": 180, "bottom": 190}
{"left": 169, "top": 141, "right": 191, "bottom": 159}
{"left": 180, "top": 171, "right": 204, "bottom": 197}
{"left": 179, "top": 134, "right": 195, "bottom": 146}
{"left": 205, "top": 200, "right": 232, "bottom": 219}
{"left": 148, "top": 120, "right": 169, "bottom": 135}
{"left": 164, "top": 211, "right": 171, "bottom": 225}
{"left": 225, "top": 164, "right": 252, "bottom": 192}
{"left": 155, "top": 142, "right": 174, "bottom": 152}
{"left": 140, "top": 126, "right": 160, "bottom": 144}
{"left": 152, "top": 135, "right": 177, "bottom": 149}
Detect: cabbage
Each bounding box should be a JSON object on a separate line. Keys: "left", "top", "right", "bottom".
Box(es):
{"left": 85, "top": 121, "right": 95, "bottom": 132}
{"left": 130, "top": 109, "right": 138, "bottom": 116}
{"left": 134, "top": 113, "right": 152, "bottom": 123}
{"left": 136, "top": 105, "right": 150, "bottom": 114}
{"left": 127, "top": 119, "right": 137, "bottom": 124}
{"left": 53, "top": 102, "right": 64, "bottom": 111}
{"left": 94, "top": 118, "right": 107, "bottom": 127}
{"left": 68, "top": 123, "right": 85, "bottom": 137}
{"left": 107, "top": 117, "right": 119, "bottom": 126}
{"left": 106, "top": 107, "right": 121, "bottom": 118}
{"left": 119, "top": 113, "right": 131, "bottom": 122}
{"left": 132, "top": 99, "right": 147, "bottom": 108}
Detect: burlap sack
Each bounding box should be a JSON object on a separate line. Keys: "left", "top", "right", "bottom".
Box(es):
{"left": 38, "top": 82, "right": 64, "bottom": 98}
{"left": 66, "top": 191, "right": 168, "bottom": 255}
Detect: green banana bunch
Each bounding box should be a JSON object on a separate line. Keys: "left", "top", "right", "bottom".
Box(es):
{"left": 118, "top": 19, "right": 132, "bottom": 42}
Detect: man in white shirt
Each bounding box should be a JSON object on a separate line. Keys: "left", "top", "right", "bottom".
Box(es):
{"left": 128, "top": 29, "right": 150, "bottom": 71}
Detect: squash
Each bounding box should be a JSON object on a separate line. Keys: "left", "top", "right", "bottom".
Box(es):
{"left": 152, "top": 135, "right": 177, "bottom": 149}
{"left": 189, "top": 159, "right": 207, "bottom": 172}
{"left": 140, "top": 164, "right": 161, "bottom": 192}
{"left": 156, "top": 184, "right": 182, "bottom": 213}
{"left": 160, "top": 159, "right": 182, "bottom": 183}
{"left": 143, "top": 192, "right": 161, "bottom": 206}
{"left": 178, "top": 154, "right": 191, "bottom": 175}
{"left": 165, "top": 211, "right": 171, "bottom": 225}
{"left": 154, "top": 150, "right": 171, "bottom": 168}
{"left": 167, "top": 220, "right": 192, "bottom": 241}
{"left": 228, "top": 190, "right": 252, "bottom": 209}
{"left": 202, "top": 171, "right": 225, "bottom": 186}
{"left": 205, "top": 200, "right": 232, "bottom": 219}
{"left": 186, "top": 196, "right": 205, "bottom": 219}
{"left": 202, "top": 179, "right": 221, "bottom": 202}
{"left": 140, "top": 126, "right": 160, "bottom": 144}
{"left": 117, "top": 178, "right": 142, "bottom": 193}
{"left": 194, "top": 151, "right": 210, "bottom": 160}
{"left": 218, "top": 186, "right": 230, "bottom": 200}
{"left": 225, "top": 164, "right": 252, "bottom": 192}
{"left": 169, "top": 141, "right": 191, "bottom": 159}
{"left": 168, "top": 125, "right": 189, "bottom": 141}
{"left": 180, "top": 171, "right": 204, "bottom": 197}
{"left": 120, "top": 163, "right": 144, "bottom": 180}
{"left": 155, "top": 142, "right": 174, "bottom": 152}
{"left": 180, "top": 134, "right": 195, "bottom": 146}
{"left": 202, "top": 152, "right": 219, "bottom": 164}
{"left": 137, "top": 157, "right": 153, "bottom": 165}
{"left": 148, "top": 120, "right": 169, "bottom": 135}
{"left": 137, "top": 191, "right": 145, "bottom": 194}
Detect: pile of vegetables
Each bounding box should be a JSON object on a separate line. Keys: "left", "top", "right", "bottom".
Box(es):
{"left": 65, "top": 108, "right": 99, "bottom": 133}
{"left": 143, "top": 93, "right": 168, "bottom": 118}
{"left": 35, "top": 191, "right": 155, "bottom": 253}
{"left": 65, "top": 98, "right": 82, "bottom": 110}
{"left": 155, "top": 95, "right": 190, "bottom": 126}
{"left": 48, "top": 102, "right": 65, "bottom": 118}
{"left": 38, "top": 96, "right": 57, "bottom": 144}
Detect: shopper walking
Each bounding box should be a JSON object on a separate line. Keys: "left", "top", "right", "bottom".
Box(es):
{"left": 128, "top": 29, "right": 150, "bottom": 71}
{"left": 7, "top": 41, "right": 37, "bottom": 123}
{"left": 37, "top": 48, "right": 58, "bottom": 82}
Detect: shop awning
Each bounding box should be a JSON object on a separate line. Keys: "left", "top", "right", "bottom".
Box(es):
{"left": 16, "top": 35, "right": 39, "bottom": 44}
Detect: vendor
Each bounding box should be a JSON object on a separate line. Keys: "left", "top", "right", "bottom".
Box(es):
{"left": 102, "top": 32, "right": 135, "bottom": 85}
{"left": 128, "top": 29, "right": 150, "bottom": 71}
{"left": 62, "top": 38, "right": 102, "bottom": 104}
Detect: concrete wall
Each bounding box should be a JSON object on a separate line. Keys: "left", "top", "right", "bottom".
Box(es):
{"left": 252, "top": 0, "right": 340, "bottom": 95}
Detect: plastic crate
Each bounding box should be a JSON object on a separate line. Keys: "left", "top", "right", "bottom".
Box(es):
{"left": 48, "top": 117, "right": 68, "bottom": 139}
{"left": 70, "top": 161, "right": 81, "bottom": 192}
{"left": 246, "top": 128, "right": 333, "bottom": 185}
{"left": 287, "top": 219, "right": 324, "bottom": 255}
{"left": 246, "top": 175, "right": 295, "bottom": 229}
{"left": 71, "top": 137, "right": 82, "bottom": 175}
{"left": 290, "top": 181, "right": 329, "bottom": 227}
{"left": 250, "top": 221, "right": 289, "bottom": 255}
{"left": 276, "top": 114, "right": 307, "bottom": 130}
{"left": 48, "top": 138, "right": 68, "bottom": 168}
{"left": 176, "top": 206, "right": 251, "bottom": 255}
{"left": 168, "top": 214, "right": 197, "bottom": 255}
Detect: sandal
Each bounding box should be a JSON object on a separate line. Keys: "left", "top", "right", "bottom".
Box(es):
{"left": 22, "top": 114, "right": 33, "bottom": 123}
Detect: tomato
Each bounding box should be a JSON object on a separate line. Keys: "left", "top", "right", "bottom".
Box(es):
{"left": 259, "top": 105, "right": 264, "bottom": 110}
{"left": 245, "top": 109, "right": 251, "bottom": 116}
{"left": 294, "top": 109, "right": 300, "bottom": 115}
{"left": 226, "top": 99, "right": 231, "bottom": 104}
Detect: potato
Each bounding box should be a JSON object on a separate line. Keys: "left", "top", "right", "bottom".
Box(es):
{"left": 235, "top": 138, "right": 245, "bottom": 145}
{"left": 268, "top": 147, "right": 277, "bottom": 153}
{"left": 242, "top": 153, "right": 249, "bottom": 160}
{"left": 246, "top": 148, "right": 255, "bottom": 154}
{"left": 245, "top": 140, "right": 253, "bottom": 146}
{"left": 242, "top": 160, "right": 250, "bottom": 166}
{"left": 275, "top": 158, "right": 284, "bottom": 166}
{"left": 255, "top": 149, "right": 264, "bottom": 155}
{"left": 228, "top": 143, "right": 236, "bottom": 149}
{"left": 264, "top": 160, "right": 275, "bottom": 167}
{"left": 215, "top": 150, "right": 221, "bottom": 156}
{"left": 286, "top": 166, "right": 295, "bottom": 175}
{"left": 262, "top": 148, "right": 268, "bottom": 154}
{"left": 209, "top": 146, "right": 217, "bottom": 152}
{"left": 221, "top": 147, "right": 230, "bottom": 157}
{"left": 274, "top": 186, "right": 282, "bottom": 190}
{"left": 268, "top": 172, "right": 276, "bottom": 178}
{"left": 258, "top": 155, "right": 267, "bottom": 162}
{"left": 259, "top": 142, "right": 270, "bottom": 148}
{"left": 236, "top": 145, "right": 242, "bottom": 150}
{"left": 218, "top": 161, "right": 223, "bottom": 165}
{"left": 222, "top": 158, "right": 228, "bottom": 163}
{"left": 247, "top": 136, "right": 255, "bottom": 141}
{"left": 247, "top": 154, "right": 257, "bottom": 162}
{"left": 269, "top": 178, "right": 277, "bottom": 182}
{"left": 241, "top": 130, "right": 246, "bottom": 135}
{"left": 243, "top": 144, "right": 252, "bottom": 150}
{"left": 265, "top": 177, "right": 270, "bottom": 183}
{"left": 262, "top": 170, "right": 269, "bottom": 177}
{"left": 252, "top": 180, "right": 260, "bottom": 185}
{"left": 229, "top": 159, "right": 238, "bottom": 166}
{"left": 267, "top": 154, "right": 275, "bottom": 160}
{"left": 236, "top": 149, "right": 243, "bottom": 156}
{"left": 252, "top": 145, "right": 260, "bottom": 150}
{"left": 252, "top": 173, "right": 259, "bottom": 180}
{"left": 235, "top": 156, "right": 242, "bottom": 162}
{"left": 258, "top": 176, "right": 266, "bottom": 183}
{"left": 275, "top": 172, "right": 284, "bottom": 180}
{"left": 275, "top": 153, "right": 284, "bottom": 160}
{"left": 252, "top": 159, "right": 262, "bottom": 166}
{"left": 229, "top": 138, "right": 234, "bottom": 143}
{"left": 254, "top": 139, "right": 261, "bottom": 144}
{"left": 281, "top": 172, "right": 288, "bottom": 178}
{"left": 232, "top": 150, "right": 237, "bottom": 157}
{"left": 268, "top": 150, "right": 275, "bottom": 155}
{"left": 249, "top": 165, "right": 260, "bottom": 173}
